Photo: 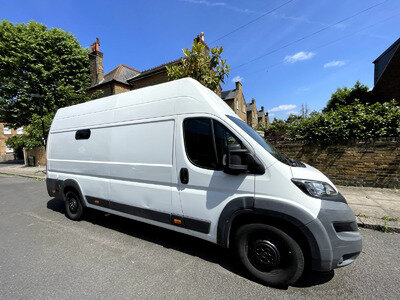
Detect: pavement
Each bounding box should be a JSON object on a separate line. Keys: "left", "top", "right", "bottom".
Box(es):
{"left": 0, "top": 160, "right": 46, "bottom": 179}
{"left": 0, "top": 175, "right": 399, "bottom": 299}
{"left": 1, "top": 161, "right": 399, "bottom": 232}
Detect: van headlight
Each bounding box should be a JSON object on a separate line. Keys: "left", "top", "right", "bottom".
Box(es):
{"left": 291, "top": 179, "right": 338, "bottom": 198}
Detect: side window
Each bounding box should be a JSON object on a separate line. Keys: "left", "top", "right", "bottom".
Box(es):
{"left": 213, "top": 121, "right": 241, "bottom": 166}
{"left": 183, "top": 118, "right": 242, "bottom": 170}
{"left": 183, "top": 118, "right": 217, "bottom": 169}
{"left": 75, "top": 129, "right": 91, "bottom": 140}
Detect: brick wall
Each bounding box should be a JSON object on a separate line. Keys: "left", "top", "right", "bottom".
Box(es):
{"left": 24, "top": 147, "right": 46, "bottom": 166}
{"left": 273, "top": 140, "right": 400, "bottom": 188}
{"left": 0, "top": 123, "right": 20, "bottom": 156}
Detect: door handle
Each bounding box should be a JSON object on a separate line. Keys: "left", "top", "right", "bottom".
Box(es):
{"left": 180, "top": 168, "right": 189, "bottom": 184}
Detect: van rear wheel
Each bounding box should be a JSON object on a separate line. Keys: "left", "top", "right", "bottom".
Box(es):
{"left": 65, "top": 190, "right": 84, "bottom": 221}
{"left": 235, "top": 223, "right": 304, "bottom": 286}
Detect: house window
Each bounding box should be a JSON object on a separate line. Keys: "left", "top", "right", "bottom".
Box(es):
{"left": 17, "top": 127, "right": 23, "bottom": 135}
{"left": 236, "top": 100, "right": 239, "bottom": 111}
{"left": 5, "top": 146, "right": 13, "bottom": 153}
{"left": 3, "top": 126, "right": 11, "bottom": 135}
{"left": 243, "top": 104, "right": 246, "bottom": 113}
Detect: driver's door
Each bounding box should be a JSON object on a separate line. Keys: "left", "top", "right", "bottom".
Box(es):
{"left": 175, "top": 115, "right": 255, "bottom": 240}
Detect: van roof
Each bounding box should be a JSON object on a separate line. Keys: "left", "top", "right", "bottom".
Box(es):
{"left": 51, "top": 78, "right": 236, "bottom": 132}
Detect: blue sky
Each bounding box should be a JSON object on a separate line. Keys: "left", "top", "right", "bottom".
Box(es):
{"left": 1, "top": 0, "right": 400, "bottom": 119}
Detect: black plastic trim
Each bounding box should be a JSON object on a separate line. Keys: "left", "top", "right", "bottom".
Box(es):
{"left": 86, "top": 196, "right": 211, "bottom": 234}
{"left": 217, "top": 196, "right": 324, "bottom": 272}
{"left": 217, "top": 197, "right": 255, "bottom": 247}
{"left": 86, "top": 196, "right": 110, "bottom": 208}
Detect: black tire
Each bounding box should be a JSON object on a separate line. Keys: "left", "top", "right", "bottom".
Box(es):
{"left": 235, "top": 223, "right": 304, "bottom": 286}
{"left": 64, "top": 190, "right": 84, "bottom": 221}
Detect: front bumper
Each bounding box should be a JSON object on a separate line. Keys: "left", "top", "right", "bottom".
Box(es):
{"left": 307, "top": 198, "right": 362, "bottom": 271}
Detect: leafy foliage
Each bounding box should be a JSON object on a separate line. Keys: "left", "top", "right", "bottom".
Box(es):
{"left": 166, "top": 40, "right": 230, "bottom": 91}
{"left": 6, "top": 113, "right": 54, "bottom": 150}
{"left": 323, "top": 81, "right": 371, "bottom": 112}
{"left": 0, "top": 20, "right": 91, "bottom": 128}
{"left": 267, "top": 101, "right": 400, "bottom": 144}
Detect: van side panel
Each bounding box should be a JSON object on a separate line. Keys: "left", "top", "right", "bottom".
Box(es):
{"left": 47, "top": 127, "right": 111, "bottom": 201}
{"left": 108, "top": 120, "right": 174, "bottom": 214}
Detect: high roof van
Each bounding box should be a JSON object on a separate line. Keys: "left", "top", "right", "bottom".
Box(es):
{"left": 46, "top": 78, "right": 362, "bottom": 286}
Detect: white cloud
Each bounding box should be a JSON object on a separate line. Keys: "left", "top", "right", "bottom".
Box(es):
{"left": 181, "top": 0, "right": 225, "bottom": 7}
{"left": 297, "top": 87, "right": 310, "bottom": 93}
{"left": 268, "top": 113, "right": 275, "bottom": 117}
{"left": 284, "top": 51, "right": 315, "bottom": 63}
{"left": 180, "top": 0, "right": 253, "bottom": 13}
{"left": 324, "top": 60, "right": 346, "bottom": 68}
{"left": 286, "top": 110, "right": 299, "bottom": 115}
{"left": 268, "top": 104, "right": 296, "bottom": 112}
{"left": 232, "top": 75, "right": 243, "bottom": 83}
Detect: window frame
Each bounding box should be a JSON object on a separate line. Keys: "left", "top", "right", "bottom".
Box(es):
{"left": 16, "top": 127, "right": 23, "bottom": 135}
{"left": 182, "top": 117, "right": 244, "bottom": 171}
{"left": 5, "top": 145, "right": 14, "bottom": 153}
{"left": 3, "top": 126, "right": 12, "bottom": 135}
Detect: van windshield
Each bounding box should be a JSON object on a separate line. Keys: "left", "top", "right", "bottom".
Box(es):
{"left": 226, "top": 115, "right": 290, "bottom": 165}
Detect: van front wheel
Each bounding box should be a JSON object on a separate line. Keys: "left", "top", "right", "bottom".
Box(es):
{"left": 65, "top": 190, "right": 84, "bottom": 221}
{"left": 235, "top": 223, "right": 304, "bottom": 286}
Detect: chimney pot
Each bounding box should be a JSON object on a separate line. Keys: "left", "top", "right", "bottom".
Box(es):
{"left": 89, "top": 38, "right": 104, "bottom": 86}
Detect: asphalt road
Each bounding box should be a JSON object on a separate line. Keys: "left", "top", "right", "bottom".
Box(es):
{"left": 0, "top": 175, "right": 399, "bottom": 299}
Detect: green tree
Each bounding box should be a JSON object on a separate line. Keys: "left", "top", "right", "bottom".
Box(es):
{"left": 6, "top": 113, "right": 54, "bottom": 151}
{"left": 166, "top": 40, "right": 230, "bottom": 91}
{"left": 323, "top": 81, "right": 371, "bottom": 112}
{"left": 0, "top": 20, "right": 91, "bottom": 128}
{"left": 290, "top": 100, "right": 400, "bottom": 144}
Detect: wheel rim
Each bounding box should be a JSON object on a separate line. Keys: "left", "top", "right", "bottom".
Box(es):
{"left": 250, "top": 240, "right": 280, "bottom": 268}
{"left": 247, "top": 232, "right": 293, "bottom": 272}
{"left": 68, "top": 196, "right": 78, "bottom": 213}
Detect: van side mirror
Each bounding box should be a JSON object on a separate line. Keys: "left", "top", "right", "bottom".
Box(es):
{"left": 223, "top": 144, "right": 248, "bottom": 175}
{"left": 223, "top": 144, "right": 265, "bottom": 175}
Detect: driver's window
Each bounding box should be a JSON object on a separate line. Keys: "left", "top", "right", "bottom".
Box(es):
{"left": 183, "top": 118, "right": 243, "bottom": 170}
{"left": 213, "top": 120, "right": 242, "bottom": 168}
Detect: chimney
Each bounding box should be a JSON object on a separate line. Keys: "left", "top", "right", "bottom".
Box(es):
{"left": 235, "top": 81, "right": 242, "bottom": 92}
{"left": 261, "top": 106, "right": 264, "bottom": 112}
{"left": 251, "top": 98, "right": 255, "bottom": 105}
{"left": 194, "top": 32, "right": 210, "bottom": 56}
{"left": 89, "top": 38, "right": 104, "bottom": 86}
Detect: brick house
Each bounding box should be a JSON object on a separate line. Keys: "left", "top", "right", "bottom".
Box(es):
{"left": 87, "top": 33, "right": 266, "bottom": 124}
{"left": 246, "top": 99, "right": 259, "bottom": 128}
{"left": 220, "top": 81, "right": 247, "bottom": 122}
{"left": 257, "top": 106, "right": 269, "bottom": 127}
{"left": 372, "top": 37, "right": 400, "bottom": 102}
{"left": 0, "top": 123, "right": 23, "bottom": 161}
{"left": 87, "top": 38, "right": 141, "bottom": 97}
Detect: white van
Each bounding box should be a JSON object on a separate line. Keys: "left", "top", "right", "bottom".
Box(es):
{"left": 46, "top": 78, "right": 362, "bottom": 286}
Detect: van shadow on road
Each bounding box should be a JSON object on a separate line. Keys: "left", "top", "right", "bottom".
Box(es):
{"left": 47, "top": 197, "right": 334, "bottom": 288}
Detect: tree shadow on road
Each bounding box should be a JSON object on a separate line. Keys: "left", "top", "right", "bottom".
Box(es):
{"left": 47, "top": 197, "right": 334, "bottom": 289}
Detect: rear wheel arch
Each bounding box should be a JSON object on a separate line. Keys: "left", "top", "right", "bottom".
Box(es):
{"left": 62, "top": 179, "right": 87, "bottom": 207}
